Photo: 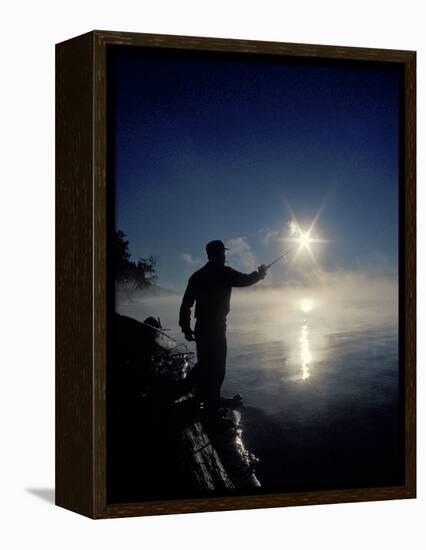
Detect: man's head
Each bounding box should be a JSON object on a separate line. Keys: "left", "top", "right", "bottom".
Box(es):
{"left": 206, "top": 240, "right": 228, "bottom": 265}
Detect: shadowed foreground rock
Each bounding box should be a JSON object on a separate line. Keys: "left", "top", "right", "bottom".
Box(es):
{"left": 107, "top": 314, "right": 260, "bottom": 503}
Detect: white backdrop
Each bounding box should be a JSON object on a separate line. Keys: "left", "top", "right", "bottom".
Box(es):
{"left": 0, "top": 1, "right": 424, "bottom": 548}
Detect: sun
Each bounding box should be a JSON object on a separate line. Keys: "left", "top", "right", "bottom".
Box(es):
{"left": 286, "top": 221, "right": 322, "bottom": 265}
{"left": 282, "top": 204, "right": 329, "bottom": 268}
{"left": 298, "top": 230, "right": 314, "bottom": 251}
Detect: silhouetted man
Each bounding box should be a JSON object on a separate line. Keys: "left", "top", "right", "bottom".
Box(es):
{"left": 179, "top": 240, "right": 267, "bottom": 418}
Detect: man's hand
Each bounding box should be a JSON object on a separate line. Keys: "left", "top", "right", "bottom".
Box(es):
{"left": 183, "top": 329, "right": 195, "bottom": 342}
{"left": 257, "top": 264, "right": 268, "bottom": 279}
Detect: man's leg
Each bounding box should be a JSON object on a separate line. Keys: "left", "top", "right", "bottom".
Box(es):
{"left": 194, "top": 323, "right": 227, "bottom": 416}
{"left": 211, "top": 329, "right": 227, "bottom": 407}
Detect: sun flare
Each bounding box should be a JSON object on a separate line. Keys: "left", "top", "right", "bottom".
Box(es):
{"left": 298, "top": 231, "right": 314, "bottom": 251}
{"left": 283, "top": 210, "right": 329, "bottom": 269}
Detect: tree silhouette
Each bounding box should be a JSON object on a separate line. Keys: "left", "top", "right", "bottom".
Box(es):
{"left": 115, "top": 230, "right": 158, "bottom": 298}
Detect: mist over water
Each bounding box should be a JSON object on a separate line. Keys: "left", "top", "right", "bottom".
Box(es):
{"left": 117, "top": 272, "right": 402, "bottom": 492}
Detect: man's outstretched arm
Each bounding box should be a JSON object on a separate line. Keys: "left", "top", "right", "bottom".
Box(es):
{"left": 228, "top": 265, "right": 268, "bottom": 287}
{"left": 179, "top": 279, "right": 196, "bottom": 340}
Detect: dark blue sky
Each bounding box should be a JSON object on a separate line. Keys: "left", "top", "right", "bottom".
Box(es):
{"left": 112, "top": 47, "right": 401, "bottom": 289}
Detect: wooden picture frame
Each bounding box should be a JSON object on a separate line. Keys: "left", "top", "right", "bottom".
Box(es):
{"left": 56, "top": 30, "right": 416, "bottom": 519}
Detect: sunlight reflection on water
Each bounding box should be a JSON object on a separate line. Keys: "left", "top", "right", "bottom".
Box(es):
{"left": 299, "top": 323, "right": 312, "bottom": 380}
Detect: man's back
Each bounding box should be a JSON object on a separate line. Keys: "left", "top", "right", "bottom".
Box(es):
{"left": 186, "top": 262, "right": 234, "bottom": 321}
{"left": 179, "top": 261, "right": 263, "bottom": 329}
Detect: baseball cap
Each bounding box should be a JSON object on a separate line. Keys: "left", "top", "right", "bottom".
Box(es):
{"left": 206, "top": 240, "right": 229, "bottom": 256}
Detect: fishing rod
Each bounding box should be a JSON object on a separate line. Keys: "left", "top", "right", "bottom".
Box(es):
{"left": 265, "top": 247, "right": 296, "bottom": 269}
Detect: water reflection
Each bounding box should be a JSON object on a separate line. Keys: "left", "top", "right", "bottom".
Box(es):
{"left": 209, "top": 409, "right": 261, "bottom": 488}
{"left": 298, "top": 298, "right": 313, "bottom": 381}
{"left": 299, "top": 322, "right": 312, "bottom": 380}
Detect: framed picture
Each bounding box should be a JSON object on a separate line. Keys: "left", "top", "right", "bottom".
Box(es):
{"left": 56, "top": 30, "right": 416, "bottom": 519}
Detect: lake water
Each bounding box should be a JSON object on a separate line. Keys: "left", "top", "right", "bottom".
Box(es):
{"left": 117, "top": 281, "right": 403, "bottom": 492}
